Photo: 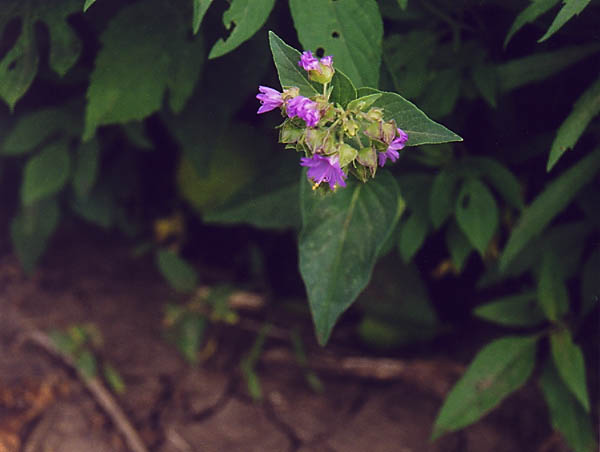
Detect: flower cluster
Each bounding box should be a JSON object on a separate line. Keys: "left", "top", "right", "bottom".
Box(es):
{"left": 256, "top": 52, "right": 408, "bottom": 191}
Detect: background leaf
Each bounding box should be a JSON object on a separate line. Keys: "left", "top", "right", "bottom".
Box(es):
{"left": 299, "top": 171, "right": 404, "bottom": 345}
{"left": 289, "top": 0, "right": 383, "bottom": 88}
{"left": 455, "top": 179, "right": 498, "bottom": 255}
{"left": 155, "top": 249, "right": 199, "bottom": 293}
{"left": 580, "top": 246, "right": 600, "bottom": 316}
{"left": 504, "top": 0, "right": 560, "bottom": 47}
{"left": 83, "top": 0, "right": 96, "bottom": 12}
{"left": 539, "top": 361, "right": 598, "bottom": 452}
{"left": 208, "top": 0, "right": 276, "bottom": 59}
{"left": 432, "top": 335, "right": 538, "bottom": 439}
{"left": 539, "top": 0, "right": 592, "bottom": 42}
{"left": 21, "top": 142, "right": 71, "bottom": 206}
{"left": 193, "top": 0, "right": 214, "bottom": 33}
{"left": 500, "top": 148, "right": 600, "bottom": 269}
{"left": 446, "top": 221, "right": 473, "bottom": 272}
{"left": 537, "top": 249, "right": 569, "bottom": 322}
{"left": 72, "top": 139, "right": 100, "bottom": 198}
{"left": 550, "top": 328, "right": 590, "bottom": 412}
{"left": 547, "top": 76, "right": 600, "bottom": 170}
{"left": 474, "top": 291, "right": 545, "bottom": 327}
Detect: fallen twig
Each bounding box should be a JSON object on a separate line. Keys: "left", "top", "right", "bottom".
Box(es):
{"left": 26, "top": 330, "right": 149, "bottom": 452}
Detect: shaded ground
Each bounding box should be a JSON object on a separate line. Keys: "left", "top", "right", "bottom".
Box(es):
{"left": 0, "top": 228, "right": 565, "bottom": 452}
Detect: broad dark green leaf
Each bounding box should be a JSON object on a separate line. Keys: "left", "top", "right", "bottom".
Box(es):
{"left": 11, "top": 198, "right": 60, "bottom": 273}
{"left": 83, "top": 0, "right": 96, "bottom": 11}
{"left": 455, "top": 179, "right": 498, "bottom": 255}
{"left": 208, "top": 0, "right": 275, "bottom": 59}
{"left": 539, "top": 361, "right": 598, "bottom": 452}
{"left": 474, "top": 291, "right": 545, "bottom": 327}
{"left": 268, "top": 32, "right": 320, "bottom": 97}
{"left": 21, "top": 142, "right": 71, "bottom": 206}
{"left": 155, "top": 249, "right": 199, "bottom": 293}
{"left": 1, "top": 106, "right": 78, "bottom": 156}
{"left": 539, "top": 0, "right": 592, "bottom": 42}
{"left": 84, "top": 0, "right": 203, "bottom": 139}
{"left": 429, "top": 168, "right": 460, "bottom": 229}
{"left": 464, "top": 157, "right": 524, "bottom": 210}
{"left": 122, "top": 122, "right": 153, "bottom": 150}
{"left": 0, "top": 0, "right": 81, "bottom": 109}
{"left": 192, "top": 0, "right": 214, "bottom": 33}
{"left": 550, "top": 329, "right": 590, "bottom": 412}
{"left": 71, "top": 186, "right": 114, "bottom": 229}
{"left": 420, "top": 68, "right": 462, "bottom": 119}
{"left": 446, "top": 221, "right": 473, "bottom": 272}
{"left": 504, "top": 0, "right": 560, "bottom": 47}
{"left": 548, "top": 76, "right": 600, "bottom": 170}
{"left": 580, "top": 246, "right": 600, "bottom": 316}
{"left": 359, "top": 88, "right": 463, "bottom": 146}
{"left": 396, "top": 173, "right": 432, "bottom": 263}
{"left": 289, "top": 0, "right": 383, "bottom": 87}
{"left": 299, "top": 171, "right": 405, "bottom": 345}
{"left": 72, "top": 138, "right": 100, "bottom": 198}
{"left": 432, "top": 335, "right": 538, "bottom": 439}
{"left": 500, "top": 148, "right": 600, "bottom": 269}
{"left": 330, "top": 70, "right": 357, "bottom": 108}
{"left": 496, "top": 44, "right": 600, "bottom": 94}
{"left": 398, "top": 211, "right": 428, "bottom": 263}
{"left": 537, "top": 249, "right": 569, "bottom": 322}
{"left": 472, "top": 64, "right": 498, "bottom": 108}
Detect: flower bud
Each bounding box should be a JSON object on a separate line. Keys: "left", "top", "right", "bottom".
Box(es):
{"left": 365, "top": 107, "right": 384, "bottom": 121}
{"left": 279, "top": 120, "right": 304, "bottom": 144}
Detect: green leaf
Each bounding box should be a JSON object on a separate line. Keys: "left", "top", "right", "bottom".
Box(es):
{"left": 539, "top": 361, "right": 598, "bottom": 452}
{"left": 203, "top": 155, "right": 301, "bottom": 230}
{"left": 1, "top": 106, "right": 78, "bottom": 155}
{"left": 208, "top": 0, "right": 275, "bottom": 59}
{"left": 539, "top": 0, "right": 592, "bottom": 42}
{"left": 359, "top": 88, "right": 463, "bottom": 146}
{"left": 581, "top": 246, "right": 600, "bottom": 316}
{"left": 155, "top": 249, "right": 199, "bottom": 293}
{"left": 83, "top": 0, "right": 96, "bottom": 11}
{"left": 432, "top": 335, "right": 538, "bottom": 440}
{"left": 84, "top": 0, "right": 202, "bottom": 139}
{"left": 102, "top": 363, "right": 126, "bottom": 394}
{"left": 446, "top": 221, "right": 473, "bottom": 272}
{"left": 500, "top": 148, "right": 600, "bottom": 270}
{"left": 76, "top": 350, "right": 97, "bottom": 379}
{"left": 11, "top": 198, "right": 60, "bottom": 273}
{"left": 398, "top": 211, "right": 429, "bottom": 263}
{"left": 496, "top": 44, "right": 600, "bottom": 94}
{"left": 71, "top": 186, "right": 114, "bottom": 229}
{"left": 429, "top": 168, "right": 460, "bottom": 229}
{"left": 537, "top": 249, "right": 569, "bottom": 322}
{"left": 268, "top": 32, "right": 320, "bottom": 97}
{"left": 464, "top": 157, "right": 524, "bottom": 210}
{"left": 420, "top": 68, "right": 462, "bottom": 119}
{"left": 21, "top": 142, "right": 71, "bottom": 206}
{"left": 289, "top": 0, "right": 383, "bottom": 87}
{"left": 396, "top": 173, "right": 432, "bottom": 263}
{"left": 330, "top": 70, "right": 357, "bottom": 108}
{"left": 0, "top": 0, "right": 81, "bottom": 109}
{"left": 347, "top": 93, "right": 382, "bottom": 112}
{"left": 474, "top": 291, "right": 545, "bottom": 327}
{"left": 548, "top": 76, "right": 600, "bottom": 171}
{"left": 504, "top": 0, "right": 560, "bottom": 47}
{"left": 299, "top": 171, "right": 405, "bottom": 345}
{"left": 550, "top": 328, "right": 590, "bottom": 412}
{"left": 72, "top": 139, "right": 100, "bottom": 198}
{"left": 122, "top": 122, "right": 153, "bottom": 150}
{"left": 471, "top": 64, "right": 498, "bottom": 108}
{"left": 455, "top": 179, "right": 498, "bottom": 255}
{"left": 397, "top": 0, "right": 408, "bottom": 10}
{"left": 192, "top": 0, "right": 214, "bottom": 33}
{"left": 177, "top": 314, "right": 206, "bottom": 364}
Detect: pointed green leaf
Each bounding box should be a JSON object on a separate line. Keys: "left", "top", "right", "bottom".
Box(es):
{"left": 208, "top": 0, "right": 275, "bottom": 59}
{"left": 539, "top": 361, "right": 598, "bottom": 452}
{"left": 347, "top": 93, "right": 382, "bottom": 112}
{"left": 192, "top": 0, "right": 214, "bottom": 33}
{"left": 474, "top": 291, "right": 545, "bottom": 327}
{"left": 11, "top": 198, "right": 60, "bottom": 273}
{"left": 72, "top": 138, "right": 100, "bottom": 198}
{"left": 359, "top": 88, "right": 463, "bottom": 146}
{"left": 102, "top": 363, "right": 126, "bottom": 394}
{"left": 289, "top": 0, "right": 383, "bottom": 87}
{"left": 397, "top": 0, "right": 408, "bottom": 10}
{"left": 299, "top": 171, "right": 405, "bottom": 345}
{"left": 21, "top": 142, "right": 71, "bottom": 206}
{"left": 537, "top": 249, "right": 569, "bottom": 322}
{"left": 472, "top": 64, "right": 498, "bottom": 108}
{"left": 496, "top": 44, "right": 600, "bottom": 94}
{"left": 155, "top": 249, "right": 198, "bottom": 293}
{"left": 550, "top": 329, "right": 590, "bottom": 412}
{"left": 539, "top": 0, "right": 592, "bottom": 42}
{"left": 432, "top": 335, "right": 538, "bottom": 440}
{"left": 396, "top": 173, "right": 432, "bottom": 263}
{"left": 84, "top": 0, "right": 202, "bottom": 139}
{"left": 429, "top": 168, "right": 460, "bottom": 229}
{"left": 330, "top": 70, "right": 357, "bottom": 108}
{"left": 83, "top": 0, "right": 97, "bottom": 11}
{"left": 581, "top": 246, "right": 600, "bottom": 316}
{"left": 500, "top": 148, "right": 600, "bottom": 270}
{"left": 420, "top": 68, "right": 462, "bottom": 119}
{"left": 464, "top": 157, "right": 524, "bottom": 210}
{"left": 446, "top": 221, "right": 473, "bottom": 272}
{"left": 455, "top": 179, "right": 498, "bottom": 255}
{"left": 71, "top": 185, "right": 114, "bottom": 229}
{"left": 548, "top": 76, "right": 600, "bottom": 171}
{"left": 268, "top": 32, "right": 320, "bottom": 97}
{"left": 0, "top": 0, "right": 81, "bottom": 109}
{"left": 504, "top": 0, "right": 560, "bottom": 47}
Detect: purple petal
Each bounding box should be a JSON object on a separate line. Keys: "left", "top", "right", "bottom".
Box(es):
{"left": 299, "top": 51, "right": 320, "bottom": 71}
{"left": 256, "top": 85, "right": 283, "bottom": 114}
{"left": 300, "top": 155, "right": 346, "bottom": 189}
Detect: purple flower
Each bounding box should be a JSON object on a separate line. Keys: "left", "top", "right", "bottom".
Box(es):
{"left": 300, "top": 154, "right": 347, "bottom": 190}
{"left": 378, "top": 128, "right": 408, "bottom": 167}
{"left": 256, "top": 85, "right": 283, "bottom": 114}
{"left": 298, "top": 51, "right": 321, "bottom": 71}
{"left": 286, "top": 96, "right": 321, "bottom": 127}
